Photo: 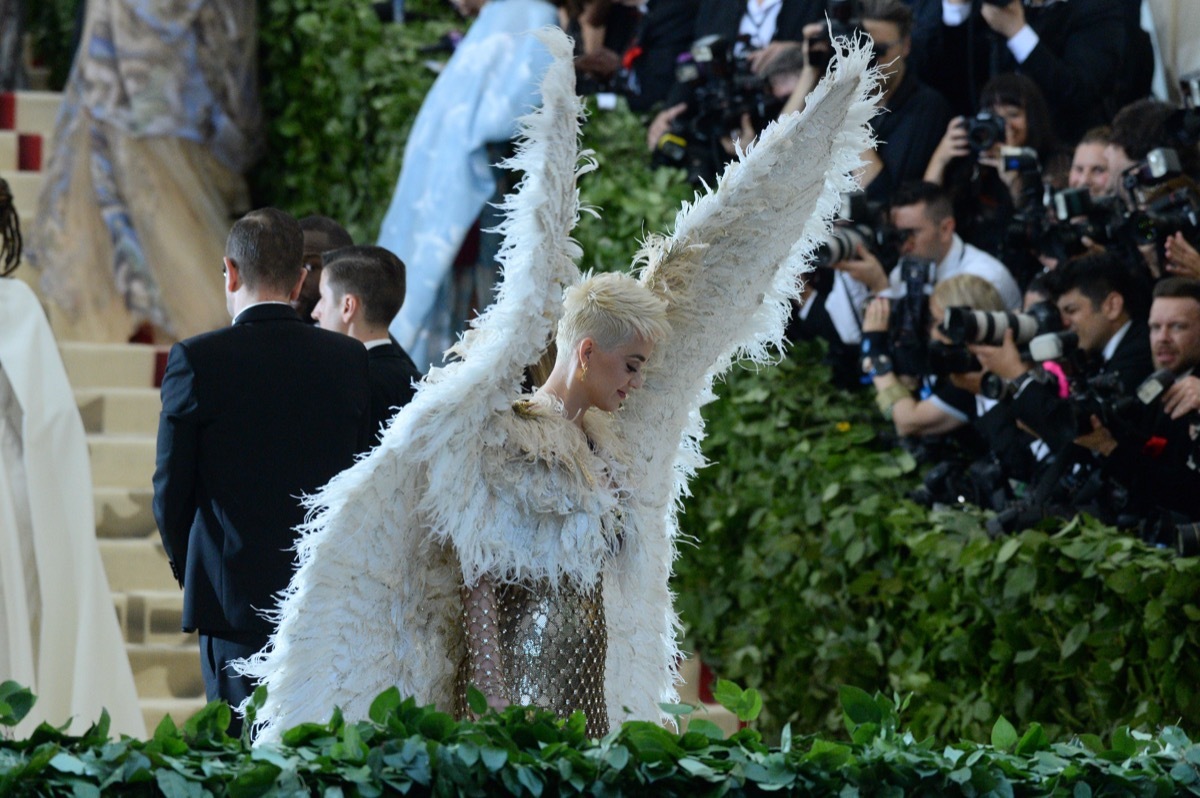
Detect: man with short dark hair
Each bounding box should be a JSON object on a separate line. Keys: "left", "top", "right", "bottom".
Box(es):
{"left": 836, "top": 180, "right": 1021, "bottom": 309}
{"left": 295, "top": 215, "right": 355, "bottom": 323}
{"left": 1074, "top": 277, "right": 1200, "bottom": 531}
{"left": 153, "top": 208, "right": 372, "bottom": 735}
{"left": 314, "top": 245, "right": 421, "bottom": 438}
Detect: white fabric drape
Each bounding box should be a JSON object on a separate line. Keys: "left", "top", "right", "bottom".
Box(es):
{"left": 0, "top": 278, "right": 144, "bottom": 738}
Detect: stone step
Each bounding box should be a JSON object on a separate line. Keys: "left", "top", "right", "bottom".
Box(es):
{"left": 127, "top": 643, "right": 204, "bottom": 701}
{"left": 77, "top": 387, "right": 161, "bottom": 435}
{"left": 89, "top": 434, "right": 156, "bottom": 489}
{"left": 1, "top": 169, "right": 41, "bottom": 219}
{"left": 10, "top": 90, "right": 61, "bottom": 138}
{"left": 141, "top": 697, "right": 208, "bottom": 735}
{"left": 121, "top": 590, "right": 189, "bottom": 647}
{"left": 99, "top": 538, "right": 177, "bottom": 593}
{"left": 60, "top": 342, "right": 163, "bottom": 390}
{"left": 95, "top": 485, "right": 157, "bottom": 539}
{"left": 0, "top": 130, "right": 15, "bottom": 171}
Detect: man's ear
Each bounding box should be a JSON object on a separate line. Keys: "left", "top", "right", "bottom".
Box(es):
{"left": 1102, "top": 290, "right": 1125, "bottom": 320}
{"left": 341, "top": 292, "right": 360, "bottom": 324}
{"left": 224, "top": 257, "right": 240, "bottom": 293}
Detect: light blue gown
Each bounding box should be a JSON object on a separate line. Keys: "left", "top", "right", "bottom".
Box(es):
{"left": 379, "top": 0, "right": 560, "bottom": 372}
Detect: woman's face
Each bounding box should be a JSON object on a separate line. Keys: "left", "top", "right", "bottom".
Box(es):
{"left": 581, "top": 335, "right": 654, "bottom": 412}
{"left": 993, "top": 103, "right": 1028, "bottom": 148}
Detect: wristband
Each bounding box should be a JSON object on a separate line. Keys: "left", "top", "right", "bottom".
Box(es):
{"left": 861, "top": 332, "right": 892, "bottom": 378}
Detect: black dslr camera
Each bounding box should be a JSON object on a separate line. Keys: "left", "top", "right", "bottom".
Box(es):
{"left": 806, "top": 0, "right": 863, "bottom": 72}
{"left": 653, "top": 35, "right": 780, "bottom": 185}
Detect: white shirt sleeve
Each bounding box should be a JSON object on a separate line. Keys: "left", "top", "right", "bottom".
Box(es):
{"left": 1006, "top": 25, "right": 1040, "bottom": 64}
{"left": 942, "top": 1, "right": 972, "bottom": 26}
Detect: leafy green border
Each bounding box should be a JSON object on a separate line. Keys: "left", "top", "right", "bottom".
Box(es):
{"left": 4, "top": 681, "right": 1200, "bottom": 796}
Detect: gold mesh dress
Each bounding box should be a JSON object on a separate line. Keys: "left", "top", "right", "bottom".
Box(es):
{"left": 456, "top": 576, "right": 609, "bottom": 737}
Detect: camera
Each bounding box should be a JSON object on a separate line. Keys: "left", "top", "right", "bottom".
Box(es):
{"left": 927, "top": 341, "right": 981, "bottom": 376}
{"left": 653, "top": 35, "right": 780, "bottom": 184}
{"left": 813, "top": 192, "right": 898, "bottom": 269}
{"left": 889, "top": 256, "right": 937, "bottom": 376}
{"left": 966, "top": 111, "right": 1007, "bottom": 153}
{"left": 941, "top": 300, "right": 1061, "bottom": 347}
{"left": 806, "top": 0, "right": 862, "bottom": 73}
{"left": 999, "top": 146, "right": 1040, "bottom": 175}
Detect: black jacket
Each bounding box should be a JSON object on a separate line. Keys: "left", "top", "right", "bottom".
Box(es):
{"left": 153, "top": 303, "right": 372, "bottom": 634}
{"left": 1012, "top": 318, "right": 1152, "bottom": 452}
{"left": 367, "top": 337, "right": 420, "bottom": 440}
{"left": 909, "top": 0, "right": 1127, "bottom": 143}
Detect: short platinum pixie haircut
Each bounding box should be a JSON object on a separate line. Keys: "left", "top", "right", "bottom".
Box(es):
{"left": 556, "top": 271, "right": 671, "bottom": 355}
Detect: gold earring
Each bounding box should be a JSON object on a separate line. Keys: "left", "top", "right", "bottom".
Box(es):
{"left": 578, "top": 364, "right": 588, "bottom": 382}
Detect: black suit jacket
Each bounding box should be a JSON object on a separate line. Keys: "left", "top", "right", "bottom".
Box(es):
{"left": 1012, "top": 318, "right": 1152, "bottom": 452}
{"left": 694, "top": 0, "right": 823, "bottom": 43}
{"left": 367, "top": 337, "right": 420, "bottom": 439}
{"left": 909, "top": 0, "right": 1127, "bottom": 142}
{"left": 153, "top": 303, "right": 372, "bottom": 634}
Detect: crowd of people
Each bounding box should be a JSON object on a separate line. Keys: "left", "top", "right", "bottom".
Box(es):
{"left": 579, "top": 0, "right": 1199, "bottom": 552}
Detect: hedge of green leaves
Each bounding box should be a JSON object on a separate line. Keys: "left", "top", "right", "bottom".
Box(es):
{"left": 675, "top": 347, "right": 1200, "bottom": 743}
{"left": 5, "top": 680, "right": 1200, "bottom": 796}
{"left": 27, "top": 0, "right": 1200, "bottom": 758}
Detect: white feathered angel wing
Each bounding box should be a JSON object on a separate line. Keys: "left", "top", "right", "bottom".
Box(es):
{"left": 234, "top": 27, "right": 588, "bottom": 743}
{"left": 619, "top": 40, "right": 881, "bottom": 522}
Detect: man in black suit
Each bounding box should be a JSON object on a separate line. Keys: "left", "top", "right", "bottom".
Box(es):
{"left": 153, "top": 208, "right": 371, "bottom": 735}
{"left": 908, "top": 0, "right": 1127, "bottom": 143}
{"left": 312, "top": 245, "right": 420, "bottom": 439}
{"left": 974, "top": 252, "right": 1152, "bottom": 452}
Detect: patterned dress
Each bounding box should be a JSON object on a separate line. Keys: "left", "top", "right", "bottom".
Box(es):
{"left": 30, "top": 0, "right": 260, "bottom": 342}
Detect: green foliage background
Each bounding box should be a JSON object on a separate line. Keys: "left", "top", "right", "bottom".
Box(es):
{"left": 26, "top": 0, "right": 1200, "bottom": 750}
{"left": 675, "top": 348, "right": 1200, "bottom": 743}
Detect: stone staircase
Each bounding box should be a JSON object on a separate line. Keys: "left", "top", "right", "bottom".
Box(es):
{"left": 61, "top": 342, "right": 208, "bottom": 732}
{"left": 4, "top": 81, "right": 739, "bottom": 738}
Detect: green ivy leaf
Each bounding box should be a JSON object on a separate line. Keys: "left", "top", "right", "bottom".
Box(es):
{"left": 711, "top": 680, "right": 743, "bottom": 714}
{"left": 991, "top": 717, "right": 1018, "bottom": 752}
{"left": 735, "top": 689, "right": 763, "bottom": 723}
{"left": 369, "top": 687, "right": 402, "bottom": 725}
{"left": 466, "top": 686, "right": 488, "bottom": 718}
{"left": 839, "top": 686, "right": 882, "bottom": 726}
{"left": 0, "top": 682, "right": 35, "bottom": 727}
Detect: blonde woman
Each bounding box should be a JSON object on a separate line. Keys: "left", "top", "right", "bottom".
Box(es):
{"left": 236, "top": 29, "right": 879, "bottom": 741}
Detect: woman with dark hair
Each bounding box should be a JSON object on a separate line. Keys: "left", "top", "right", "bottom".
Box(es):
{"left": 924, "top": 72, "right": 1068, "bottom": 287}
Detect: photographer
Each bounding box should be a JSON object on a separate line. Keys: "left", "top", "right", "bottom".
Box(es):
{"left": 781, "top": 0, "right": 952, "bottom": 204}
{"left": 925, "top": 74, "right": 1066, "bottom": 275}
{"left": 971, "top": 251, "right": 1152, "bottom": 452}
{"left": 864, "top": 273, "right": 1007, "bottom": 438}
{"left": 1073, "top": 278, "right": 1200, "bottom": 539}
{"left": 644, "top": 0, "right": 823, "bottom": 153}
{"left": 908, "top": 0, "right": 1127, "bottom": 144}
{"left": 1067, "top": 126, "right": 1113, "bottom": 200}
{"left": 847, "top": 181, "right": 1022, "bottom": 309}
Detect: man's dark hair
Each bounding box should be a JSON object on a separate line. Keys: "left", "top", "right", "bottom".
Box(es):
{"left": 890, "top": 180, "right": 953, "bottom": 223}
{"left": 299, "top": 215, "right": 354, "bottom": 252}
{"left": 860, "top": 0, "right": 913, "bottom": 40}
{"left": 1153, "top": 276, "right": 1200, "bottom": 305}
{"left": 322, "top": 245, "right": 406, "bottom": 327}
{"left": 226, "top": 208, "right": 304, "bottom": 292}
{"left": 1110, "top": 99, "right": 1179, "bottom": 163}
{"left": 1056, "top": 251, "right": 1138, "bottom": 314}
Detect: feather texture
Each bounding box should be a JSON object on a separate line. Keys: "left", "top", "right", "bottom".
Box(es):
{"left": 234, "top": 31, "right": 882, "bottom": 743}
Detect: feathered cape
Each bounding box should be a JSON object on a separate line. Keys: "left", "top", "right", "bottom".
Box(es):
{"left": 236, "top": 28, "right": 880, "bottom": 743}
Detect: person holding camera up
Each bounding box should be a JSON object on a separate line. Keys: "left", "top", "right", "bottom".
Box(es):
{"left": 778, "top": 0, "right": 952, "bottom": 204}
{"left": 838, "top": 181, "right": 1021, "bottom": 309}
{"left": 1071, "top": 278, "right": 1200, "bottom": 545}
{"left": 863, "top": 273, "right": 1008, "bottom": 439}
{"left": 908, "top": 0, "right": 1127, "bottom": 144}
{"left": 971, "top": 252, "right": 1152, "bottom": 452}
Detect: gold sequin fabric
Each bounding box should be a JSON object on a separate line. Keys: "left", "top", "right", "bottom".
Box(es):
{"left": 456, "top": 578, "right": 609, "bottom": 738}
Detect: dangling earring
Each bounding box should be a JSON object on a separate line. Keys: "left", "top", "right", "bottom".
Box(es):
{"left": 578, "top": 363, "right": 588, "bottom": 382}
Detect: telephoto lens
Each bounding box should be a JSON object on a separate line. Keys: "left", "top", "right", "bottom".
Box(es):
{"left": 941, "top": 307, "right": 1043, "bottom": 346}
{"left": 1029, "top": 330, "right": 1079, "bottom": 362}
